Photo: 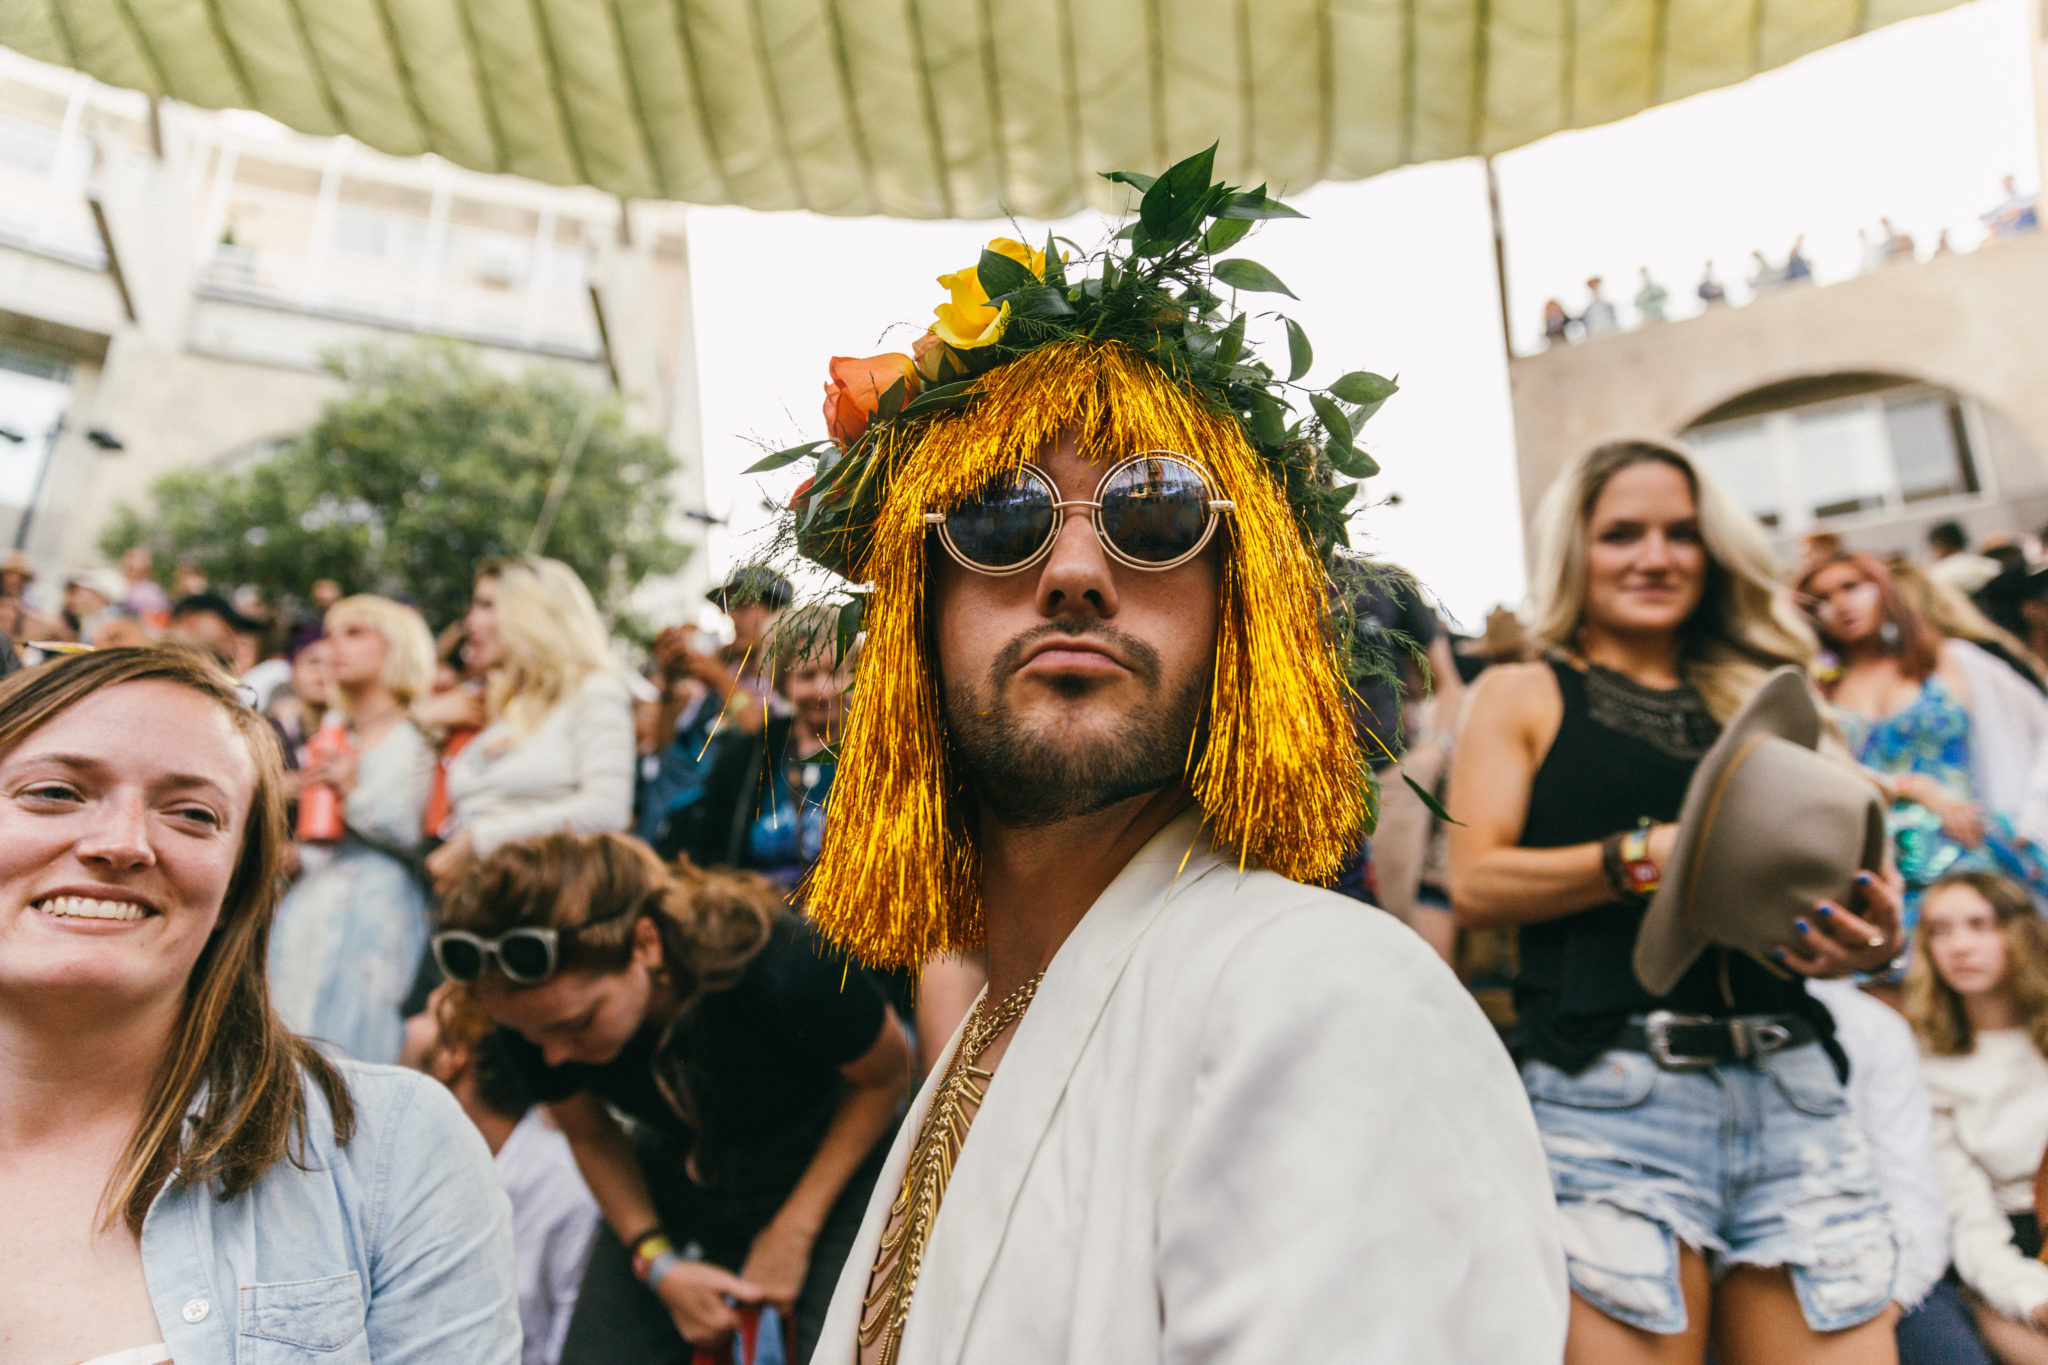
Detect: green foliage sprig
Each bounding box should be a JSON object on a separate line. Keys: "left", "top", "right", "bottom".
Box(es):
{"left": 750, "top": 144, "right": 1398, "bottom": 579}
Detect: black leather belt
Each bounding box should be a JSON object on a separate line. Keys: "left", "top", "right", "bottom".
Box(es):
{"left": 1616, "top": 1011, "right": 1818, "bottom": 1071}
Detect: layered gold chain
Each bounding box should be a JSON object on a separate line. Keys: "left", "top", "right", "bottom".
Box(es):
{"left": 855, "top": 972, "right": 1045, "bottom": 1364}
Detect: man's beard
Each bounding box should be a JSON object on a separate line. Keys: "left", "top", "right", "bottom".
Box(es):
{"left": 945, "top": 621, "right": 1208, "bottom": 829}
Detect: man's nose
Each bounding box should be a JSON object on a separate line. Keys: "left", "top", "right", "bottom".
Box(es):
{"left": 1034, "top": 510, "right": 1120, "bottom": 618}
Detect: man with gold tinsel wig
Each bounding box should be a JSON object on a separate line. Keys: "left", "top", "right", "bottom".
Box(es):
{"left": 750, "top": 148, "right": 1562, "bottom": 1364}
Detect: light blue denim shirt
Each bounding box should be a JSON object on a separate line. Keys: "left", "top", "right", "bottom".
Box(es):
{"left": 141, "top": 1059, "right": 522, "bottom": 1363}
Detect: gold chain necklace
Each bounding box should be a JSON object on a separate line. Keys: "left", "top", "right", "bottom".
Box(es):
{"left": 856, "top": 972, "right": 1045, "bottom": 1364}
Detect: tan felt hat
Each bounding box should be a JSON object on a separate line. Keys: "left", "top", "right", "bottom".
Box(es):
{"left": 1632, "top": 666, "right": 1888, "bottom": 997}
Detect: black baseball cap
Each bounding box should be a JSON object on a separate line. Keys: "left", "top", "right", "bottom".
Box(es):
{"left": 171, "top": 591, "right": 263, "bottom": 635}
{"left": 706, "top": 565, "right": 794, "bottom": 611}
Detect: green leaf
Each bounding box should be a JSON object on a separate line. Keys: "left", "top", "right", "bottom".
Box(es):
{"left": 1139, "top": 143, "right": 1219, "bottom": 239}
{"left": 1329, "top": 443, "right": 1374, "bottom": 479}
{"left": 836, "top": 596, "right": 864, "bottom": 660}
{"left": 1041, "top": 230, "right": 1066, "bottom": 287}
{"left": 1214, "top": 312, "right": 1248, "bottom": 369}
{"left": 1000, "top": 285, "right": 1076, "bottom": 319}
{"left": 1203, "top": 216, "right": 1254, "bottom": 253}
{"left": 1311, "top": 393, "right": 1353, "bottom": 452}
{"left": 1218, "top": 186, "right": 1307, "bottom": 221}
{"left": 1099, "top": 169, "right": 1159, "bottom": 193}
{"left": 976, "top": 248, "right": 1039, "bottom": 300}
{"left": 900, "top": 379, "right": 976, "bottom": 417}
{"left": 742, "top": 442, "right": 819, "bottom": 474}
{"left": 1247, "top": 390, "right": 1288, "bottom": 447}
{"left": 877, "top": 376, "right": 909, "bottom": 420}
{"left": 1329, "top": 371, "right": 1399, "bottom": 422}
{"left": 1212, "top": 258, "right": 1297, "bottom": 298}
{"left": 1403, "top": 770, "right": 1463, "bottom": 825}
{"left": 1283, "top": 318, "right": 1312, "bottom": 382}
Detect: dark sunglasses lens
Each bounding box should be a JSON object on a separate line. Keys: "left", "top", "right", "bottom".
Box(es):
{"left": 1099, "top": 458, "right": 1212, "bottom": 564}
{"left": 433, "top": 935, "right": 484, "bottom": 982}
{"left": 944, "top": 469, "right": 1055, "bottom": 568}
{"left": 495, "top": 931, "right": 556, "bottom": 982}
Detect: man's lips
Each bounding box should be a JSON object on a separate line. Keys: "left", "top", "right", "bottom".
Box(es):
{"left": 1016, "top": 637, "right": 1129, "bottom": 674}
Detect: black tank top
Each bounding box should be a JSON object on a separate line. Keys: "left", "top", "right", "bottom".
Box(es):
{"left": 1515, "top": 657, "right": 1833, "bottom": 1072}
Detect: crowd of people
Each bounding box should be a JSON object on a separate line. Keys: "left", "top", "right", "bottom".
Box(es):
{"left": 15, "top": 177, "right": 2048, "bottom": 1365}
{"left": 1540, "top": 176, "right": 2040, "bottom": 348}
{"left": 16, "top": 442, "right": 2048, "bottom": 1363}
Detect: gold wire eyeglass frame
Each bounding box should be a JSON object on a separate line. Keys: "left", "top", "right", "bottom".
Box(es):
{"left": 922, "top": 451, "right": 1235, "bottom": 576}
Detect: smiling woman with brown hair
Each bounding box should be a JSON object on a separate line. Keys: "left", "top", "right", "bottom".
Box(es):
{"left": 0, "top": 646, "right": 519, "bottom": 1365}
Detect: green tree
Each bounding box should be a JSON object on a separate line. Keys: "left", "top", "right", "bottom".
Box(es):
{"left": 100, "top": 343, "right": 687, "bottom": 628}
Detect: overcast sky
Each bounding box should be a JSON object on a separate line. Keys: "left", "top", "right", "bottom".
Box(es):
{"left": 687, "top": 0, "right": 2036, "bottom": 629}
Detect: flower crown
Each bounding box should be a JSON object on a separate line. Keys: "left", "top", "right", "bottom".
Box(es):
{"left": 747, "top": 144, "right": 1397, "bottom": 584}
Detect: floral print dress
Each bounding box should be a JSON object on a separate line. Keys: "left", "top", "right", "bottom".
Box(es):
{"left": 1837, "top": 675, "right": 2048, "bottom": 933}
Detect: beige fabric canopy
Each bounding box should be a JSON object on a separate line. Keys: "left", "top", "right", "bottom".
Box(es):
{"left": 0, "top": 0, "right": 1963, "bottom": 219}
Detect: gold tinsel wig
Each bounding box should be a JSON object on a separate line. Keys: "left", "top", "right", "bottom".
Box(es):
{"left": 801, "top": 341, "right": 1366, "bottom": 969}
{"left": 752, "top": 146, "right": 1397, "bottom": 969}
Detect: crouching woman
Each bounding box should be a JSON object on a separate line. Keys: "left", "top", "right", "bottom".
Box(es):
{"left": 439, "top": 830, "right": 911, "bottom": 1364}
{"left": 0, "top": 646, "right": 520, "bottom": 1364}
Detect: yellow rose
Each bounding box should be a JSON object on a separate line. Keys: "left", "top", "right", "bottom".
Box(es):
{"left": 930, "top": 238, "right": 1047, "bottom": 350}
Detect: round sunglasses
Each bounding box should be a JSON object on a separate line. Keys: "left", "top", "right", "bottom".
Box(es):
{"left": 924, "top": 452, "right": 1235, "bottom": 576}
{"left": 432, "top": 904, "right": 636, "bottom": 986}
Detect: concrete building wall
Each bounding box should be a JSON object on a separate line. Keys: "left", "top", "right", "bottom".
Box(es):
{"left": 0, "top": 46, "right": 711, "bottom": 615}
{"left": 1509, "top": 231, "right": 2048, "bottom": 562}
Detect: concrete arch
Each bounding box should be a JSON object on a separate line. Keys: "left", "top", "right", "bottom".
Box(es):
{"left": 1510, "top": 234, "right": 2048, "bottom": 538}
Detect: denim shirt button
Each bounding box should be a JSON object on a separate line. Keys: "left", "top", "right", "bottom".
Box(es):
{"left": 181, "top": 1297, "right": 210, "bottom": 1324}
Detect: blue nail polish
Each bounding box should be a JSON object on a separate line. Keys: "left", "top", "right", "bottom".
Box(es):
{"left": 1772, "top": 948, "right": 1788, "bottom": 961}
{"left": 1795, "top": 918, "right": 1811, "bottom": 934}
{"left": 1856, "top": 872, "right": 1873, "bottom": 885}
{"left": 1815, "top": 903, "right": 1833, "bottom": 918}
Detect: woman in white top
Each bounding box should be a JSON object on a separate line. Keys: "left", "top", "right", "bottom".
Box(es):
{"left": 426, "top": 555, "right": 635, "bottom": 899}
{"left": 1909, "top": 870, "right": 2048, "bottom": 1364}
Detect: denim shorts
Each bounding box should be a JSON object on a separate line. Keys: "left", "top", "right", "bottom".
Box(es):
{"left": 1522, "top": 1040, "right": 1899, "bottom": 1335}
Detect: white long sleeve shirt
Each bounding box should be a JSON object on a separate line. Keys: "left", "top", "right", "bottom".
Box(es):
{"left": 1921, "top": 1029, "right": 2048, "bottom": 1320}
{"left": 496, "top": 1110, "right": 599, "bottom": 1365}
{"left": 444, "top": 671, "right": 635, "bottom": 856}
{"left": 1807, "top": 979, "right": 1948, "bottom": 1308}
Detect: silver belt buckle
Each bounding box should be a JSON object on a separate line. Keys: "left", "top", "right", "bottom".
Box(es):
{"left": 1643, "top": 1010, "right": 1720, "bottom": 1070}
{"left": 1737, "top": 1017, "right": 1795, "bottom": 1058}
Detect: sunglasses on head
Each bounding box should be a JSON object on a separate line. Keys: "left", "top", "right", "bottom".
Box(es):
{"left": 432, "top": 904, "right": 636, "bottom": 986}
{"left": 925, "top": 452, "right": 1234, "bottom": 576}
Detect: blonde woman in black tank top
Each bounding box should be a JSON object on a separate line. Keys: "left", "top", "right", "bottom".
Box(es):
{"left": 1448, "top": 441, "right": 1907, "bottom": 1365}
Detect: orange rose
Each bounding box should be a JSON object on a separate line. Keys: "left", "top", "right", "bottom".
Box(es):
{"left": 912, "top": 330, "right": 965, "bottom": 383}
{"left": 823, "top": 353, "right": 921, "bottom": 446}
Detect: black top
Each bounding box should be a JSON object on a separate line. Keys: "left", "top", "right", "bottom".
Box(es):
{"left": 1514, "top": 658, "right": 1834, "bottom": 1073}
{"left": 499, "top": 914, "right": 887, "bottom": 1194}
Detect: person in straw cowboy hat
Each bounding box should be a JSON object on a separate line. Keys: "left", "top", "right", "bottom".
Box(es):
{"left": 1450, "top": 437, "right": 1909, "bottom": 1364}
{"left": 756, "top": 146, "right": 1564, "bottom": 1364}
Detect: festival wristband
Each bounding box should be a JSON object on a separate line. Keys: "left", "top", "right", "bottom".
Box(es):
{"left": 630, "top": 1232, "right": 673, "bottom": 1283}
{"left": 1602, "top": 824, "right": 1659, "bottom": 901}
{"left": 1618, "top": 824, "right": 1660, "bottom": 898}
{"left": 641, "top": 1250, "right": 683, "bottom": 1288}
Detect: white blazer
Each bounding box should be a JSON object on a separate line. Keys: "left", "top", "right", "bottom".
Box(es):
{"left": 815, "top": 810, "right": 1566, "bottom": 1364}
